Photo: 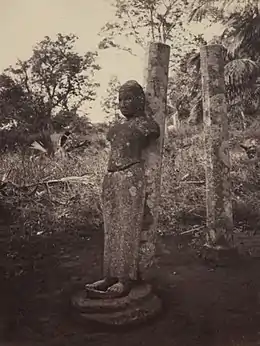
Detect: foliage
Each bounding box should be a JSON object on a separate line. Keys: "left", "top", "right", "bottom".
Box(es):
{"left": 99, "top": 0, "right": 202, "bottom": 73}
{"left": 2, "top": 0, "right": 260, "bottom": 279}
{"left": 167, "top": 47, "right": 205, "bottom": 124}
{"left": 0, "top": 33, "right": 100, "bottom": 149}
{"left": 162, "top": 0, "right": 260, "bottom": 234}
{"left": 101, "top": 75, "right": 122, "bottom": 123}
{"left": 176, "top": 1, "right": 260, "bottom": 126}
{"left": 101, "top": 0, "right": 189, "bottom": 44}
{"left": 159, "top": 123, "right": 260, "bottom": 236}
{"left": 188, "top": 0, "right": 251, "bottom": 23}
{"left": 177, "top": 40, "right": 260, "bottom": 125}
{"left": 7, "top": 34, "right": 100, "bottom": 116}
{"left": 188, "top": 0, "right": 260, "bottom": 61}
{"left": 0, "top": 125, "right": 109, "bottom": 238}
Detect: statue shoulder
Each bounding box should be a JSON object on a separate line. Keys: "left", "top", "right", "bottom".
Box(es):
{"left": 138, "top": 116, "right": 160, "bottom": 139}
{"left": 107, "top": 120, "right": 126, "bottom": 141}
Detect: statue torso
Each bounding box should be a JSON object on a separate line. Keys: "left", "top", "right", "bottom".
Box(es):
{"left": 107, "top": 116, "right": 160, "bottom": 172}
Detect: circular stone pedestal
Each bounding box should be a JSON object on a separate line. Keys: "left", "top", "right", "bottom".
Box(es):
{"left": 71, "top": 283, "right": 162, "bottom": 326}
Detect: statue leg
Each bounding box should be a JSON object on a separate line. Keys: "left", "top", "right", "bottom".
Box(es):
{"left": 102, "top": 164, "right": 146, "bottom": 294}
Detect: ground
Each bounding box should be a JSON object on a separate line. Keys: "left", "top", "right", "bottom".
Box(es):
{"left": 1, "top": 229, "right": 260, "bottom": 346}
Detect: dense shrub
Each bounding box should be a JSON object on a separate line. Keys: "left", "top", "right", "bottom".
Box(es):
{"left": 1, "top": 120, "right": 260, "bottom": 242}
{"left": 159, "top": 125, "right": 206, "bottom": 234}
{"left": 160, "top": 120, "right": 260, "bottom": 235}
{"left": 0, "top": 146, "right": 108, "bottom": 238}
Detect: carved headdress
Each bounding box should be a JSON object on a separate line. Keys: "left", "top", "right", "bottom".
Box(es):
{"left": 119, "top": 80, "right": 145, "bottom": 114}
{"left": 119, "top": 80, "right": 144, "bottom": 97}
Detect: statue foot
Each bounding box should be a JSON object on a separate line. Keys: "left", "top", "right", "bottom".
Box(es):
{"left": 106, "top": 280, "right": 131, "bottom": 296}
{"left": 85, "top": 277, "right": 117, "bottom": 292}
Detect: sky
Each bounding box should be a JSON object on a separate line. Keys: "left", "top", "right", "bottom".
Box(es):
{"left": 0, "top": 0, "right": 223, "bottom": 123}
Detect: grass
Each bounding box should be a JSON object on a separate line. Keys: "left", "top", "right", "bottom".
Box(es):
{"left": 0, "top": 122, "right": 260, "bottom": 242}
{"left": 0, "top": 146, "right": 108, "bottom": 238}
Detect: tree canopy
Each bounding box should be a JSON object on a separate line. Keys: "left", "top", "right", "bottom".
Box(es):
{"left": 0, "top": 33, "right": 101, "bottom": 150}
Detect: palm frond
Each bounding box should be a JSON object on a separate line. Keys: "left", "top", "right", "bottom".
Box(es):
{"left": 30, "top": 141, "right": 47, "bottom": 153}
{"left": 223, "top": 10, "right": 260, "bottom": 58}
{"left": 187, "top": 51, "right": 201, "bottom": 72}
{"left": 224, "top": 58, "right": 259, "bottom": 89}
{"left": 188, "top": 0, "right": 231, "bottom": 22}
{"left": 188, "top": 1, "right": 211, "bottom": 22}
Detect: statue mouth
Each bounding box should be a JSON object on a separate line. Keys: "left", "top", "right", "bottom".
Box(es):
{"left": 120, "top": 106, "right": 129, "bottom": 112}
{"left": 121, "top": 109, "right": 133, "bottom": 116}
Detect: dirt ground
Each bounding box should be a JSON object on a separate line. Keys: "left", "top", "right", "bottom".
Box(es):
{"left": 1, "top": 229, "right": 260, "bottom": 346}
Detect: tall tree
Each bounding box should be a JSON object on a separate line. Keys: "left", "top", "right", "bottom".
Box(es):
{"left": 189, "top": 0, "right": 260, "bottom": 60}
{"left": 0, "top": 33, "right": 101, "bottom": 151}
{"left": 99, "top": 0, "right": 200, "bottom": 73}
{"left": 2, "top": 33, "right": 100, "bottom": 132}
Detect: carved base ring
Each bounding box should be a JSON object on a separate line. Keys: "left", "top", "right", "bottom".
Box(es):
{"left": 71, "top": 283, "right": 162, "bottom": 326}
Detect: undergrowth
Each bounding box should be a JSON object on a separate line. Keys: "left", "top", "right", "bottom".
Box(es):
{"left": 0, "top": 147, "right": 108, "bottom": 238}
{"left": 160, "top": 123, "right": 260, "bottom": 236}
{"left": 1, "top": 122, "right": 260, "bottom": 243}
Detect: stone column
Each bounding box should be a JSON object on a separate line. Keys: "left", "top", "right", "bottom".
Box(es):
{"left": 200, "top": 44, "right": 233, "bottom": 247}
{"left": 140, "top": 42, "right": 170, "bottom": 271}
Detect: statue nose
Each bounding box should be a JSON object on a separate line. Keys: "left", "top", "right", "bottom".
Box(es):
{"left": 121, "top": 101, "right": 131, "bottom": 108}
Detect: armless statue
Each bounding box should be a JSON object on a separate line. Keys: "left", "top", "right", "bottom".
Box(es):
{"left": 85, "top": 80, "right": 160, "bottom": 296}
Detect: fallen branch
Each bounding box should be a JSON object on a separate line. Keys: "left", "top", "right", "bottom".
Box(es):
{"left": 0, "top": 175, "right": 93, "bottom": 192}
{"left": 179, "top": 180, "right": 205, "bottom": 184}
{"left": 180, "top": 173, "right": 190, "bottom": 181}
{"left": 40, "top": 175, "right": 91, "bottom": 186}
{"left": 180, "top": 226, "right": 204, "bottom": 235}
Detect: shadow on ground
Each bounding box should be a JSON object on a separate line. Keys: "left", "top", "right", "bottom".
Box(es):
{"left": 0, "top": 229, "right": 260, "bottom": 346}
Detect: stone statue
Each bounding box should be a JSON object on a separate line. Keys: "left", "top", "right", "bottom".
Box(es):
{"left": 85, "top": 80, "right": 160, "bottom": 297}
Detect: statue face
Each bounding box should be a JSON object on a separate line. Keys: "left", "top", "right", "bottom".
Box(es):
{"left": 119, "top": 91, "right": 139, "bottom": 117}
{"left": 119, "top": 80, "right": 145, "bottom": 118}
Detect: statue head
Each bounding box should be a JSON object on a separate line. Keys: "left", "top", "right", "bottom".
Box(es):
{"left": 118, "top": 80, "right": 145, "bottom": 118}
